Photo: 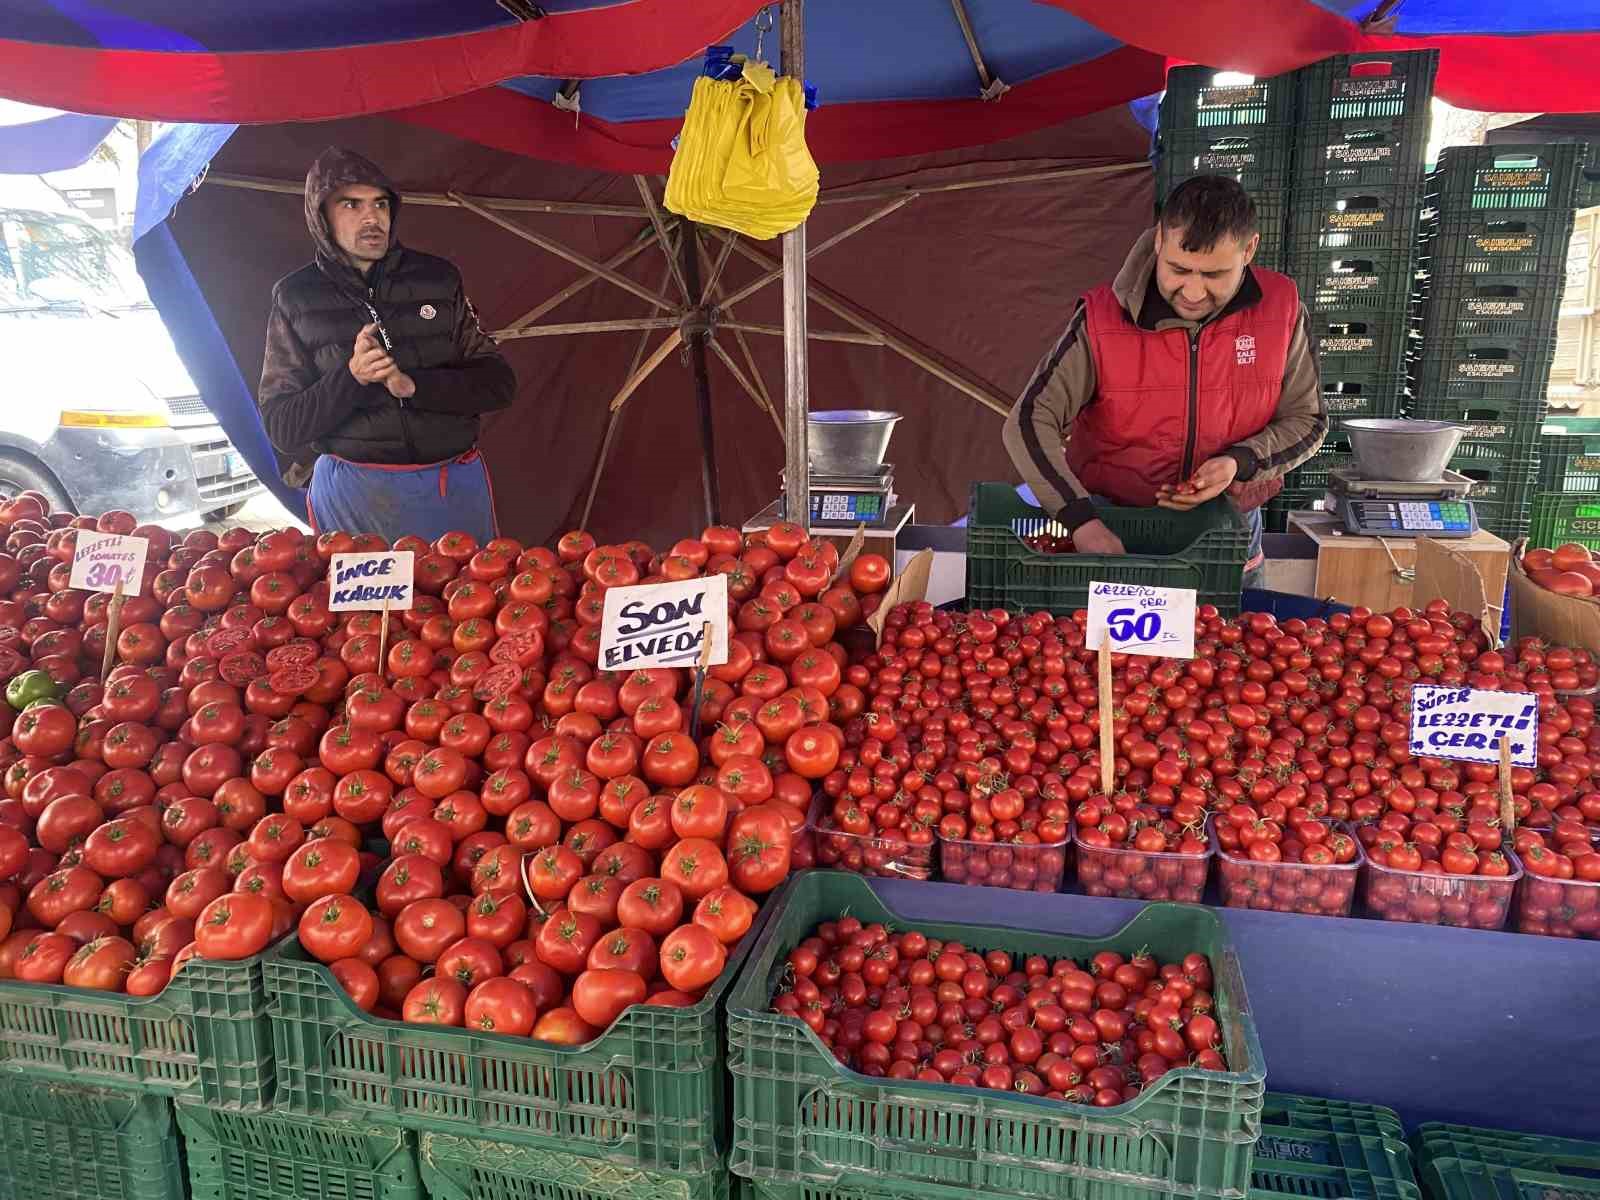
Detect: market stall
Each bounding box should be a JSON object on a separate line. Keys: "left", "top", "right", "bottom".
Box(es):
{"left": 6, "top": 4, "right": 1600, "bottom": 1200}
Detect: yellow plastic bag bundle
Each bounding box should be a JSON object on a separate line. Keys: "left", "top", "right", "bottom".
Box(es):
{"left": 664, "top": 60, "right": 819, "bottom": 240}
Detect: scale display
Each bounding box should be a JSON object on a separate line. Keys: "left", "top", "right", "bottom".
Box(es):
{"left": 809, "top": 489, "right": 888, "bottom": 524}
{"left": 1338, "top": 497, "right": 1478, "bottom": 538}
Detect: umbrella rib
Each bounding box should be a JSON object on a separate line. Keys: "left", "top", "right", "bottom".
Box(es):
{"left": 718, "top": 193, "right": 919, "bottom": 309}
{"left": 701, "top": 230, "right": 740, "bottom": 305}
{"left": 449, "top": 190, "right": 675, "bottom": 311}
{"left": 608, "top": 331, "right": 684, "bottom": 412}
{"left": 499, "top": 225, "right": 662, "bottom": 333}
{"left": 948, "top": 0, "right": 1009, "bottom": 99}
{"left": 728, "top": 237, "right": 1011, "bottom": 417}
{"left": 695, "top": 238, "right": 778, "bottom": 419}
{"left": 495, "top": 317, "right": 682, "bottom": 340}
{"left": 709, "top": 338, "right": 783, "bottom": 436}
{"left": 581, "top": 252, "right": 681, "bottom": 530}
{"left": 633, "top": 176, "right": 693, "bottom": 302}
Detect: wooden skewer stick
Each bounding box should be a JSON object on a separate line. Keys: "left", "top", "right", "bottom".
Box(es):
{"left": 1498, "top": 733, "right": 1516, "bottom": 835}
{"left": 1099, "top": 637, "right": 1115, "bottom": 798}
{"left": 378, "top": 598, "right": 392, "bottom": 680}
{"left": 101, "top": 573, "right": 126, "bottom": 684}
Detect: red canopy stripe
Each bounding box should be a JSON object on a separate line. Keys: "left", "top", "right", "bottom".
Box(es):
{"left": 0, "top": 0, "right": 759, "bottom": 123}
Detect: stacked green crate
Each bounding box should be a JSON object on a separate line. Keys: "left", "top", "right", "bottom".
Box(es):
{"left": 1265, "top": 51, "right": 1438, "bottom": 530}
{"left": 177, "top": 1101, "right": 424, "bottom": 1200}
{"left": 0, "top": 1074, "right": 186, "bottom": 1200}
{"left": 1156, "top": 67, "right": 1296, "bottom": 271}
{"left": 1411, "top": 143, "right": 1584, "bottom": 540}
{"left": 1411, "top": 1119, "right": 1600, "bottom": 1200}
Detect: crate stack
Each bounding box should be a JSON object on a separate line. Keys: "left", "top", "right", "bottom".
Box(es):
{"left": 1411, "top": 1119, "right": 1600, "bottom": 1199}
{"left": 1156, "top": 67, "right": 1296, "bottom": 271}
{"left": 1409, "top": 142, "right": 1585, "bottom": 540}
{"left": 1269, "top": 50, "right": 1439, "bottom": 529}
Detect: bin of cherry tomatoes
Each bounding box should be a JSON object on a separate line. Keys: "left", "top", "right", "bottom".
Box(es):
{"left": 1073, "top": 801, "right": 1210, "bottom": 902}
{"left": 808, "top": 795, "right": 934, "bottom": 881}
{"left": 1212, "top": 816, "right": 1364, "bottom": 916}
{"left": 1511, "top": 822, "right": 1600, "bottom": 937}
{"left": 1360, "top": 830, "right": 1523, "bottom": 930}
{"left": 938, "top": 824, "right": 1071, "bottom": 893}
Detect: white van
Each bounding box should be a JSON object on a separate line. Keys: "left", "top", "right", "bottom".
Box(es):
{"left": 0, "top": 175, "right": 263, "bottom": 523}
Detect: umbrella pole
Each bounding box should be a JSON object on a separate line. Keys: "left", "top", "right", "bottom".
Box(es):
{"left": 680, "top": 224, "right": 722, "bottom": 527}
{"left": 780, "top": 0, "right": 810, "bottom": 532}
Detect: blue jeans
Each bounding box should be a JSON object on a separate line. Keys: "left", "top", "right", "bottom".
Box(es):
{"left": 308, "top": 451, "right": 498, "bottom": 546}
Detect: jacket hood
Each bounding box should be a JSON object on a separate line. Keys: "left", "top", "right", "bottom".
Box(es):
{"left": 1112, "top": 227, "right": 1157, "bottom": 321}
{"left": 304, "top": 146, "right": 400, "bottom": 269}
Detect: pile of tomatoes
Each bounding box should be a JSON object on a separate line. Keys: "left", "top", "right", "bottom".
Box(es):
{"left": 1521, "top": 543, "right": 1600, "bottom": 598}
{"left": 841, "top": 598, "right": 1600, "bottom": 920}
{"left": 771, "top": 914, "right": 1228, "bottom": 1103}
{"left": 0, "top": 487, "right": 903, "bottom": 1042}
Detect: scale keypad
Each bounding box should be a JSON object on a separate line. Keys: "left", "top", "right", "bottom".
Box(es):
{"left": 1349, "top": 500, "right": 1474, "bottom": 534}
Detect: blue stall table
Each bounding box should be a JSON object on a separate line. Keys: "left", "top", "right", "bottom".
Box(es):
{"left": 870, "top": 878, "right": 1600, "bottom": 1139}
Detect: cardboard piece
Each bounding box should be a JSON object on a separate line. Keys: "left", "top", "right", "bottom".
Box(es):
{"left": 1414, "top": 537, "right": 1496, "bottom": 647}
{"left": 867, "top": 549, "right": 933, "bottom": 643}
{"left": 830, "top": 524, "right": 868, "bottom": 588}
{"left": 1508, "top": 538, "right": 1600, "bottom": 656}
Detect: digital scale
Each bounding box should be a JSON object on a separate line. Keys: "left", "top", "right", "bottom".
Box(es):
{"left": 1327, "top": 466, "right": 1480, "bottom": 538}
{"left": 784, "top": 465, "right": 898, "bottom": 527}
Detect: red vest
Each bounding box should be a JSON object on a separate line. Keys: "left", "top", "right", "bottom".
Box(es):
{"left": 1064, "top": 268, "right": 1300, "bottom": 508}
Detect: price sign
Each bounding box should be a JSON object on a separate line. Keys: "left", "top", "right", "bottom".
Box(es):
{"left": 1085, "top": 581, "right": 1196, "bottom": 658}
{"left": 329, "top": 552, "right": 415, "bottom": 612}
{"left": 1409, "top": 685, "right": 1538, "bottom": 768}
{"left": 69, "top": 531, "right": 148, "bottom": 595}
{"left": 600, "top": 574, "right": 728, "bottom": 671}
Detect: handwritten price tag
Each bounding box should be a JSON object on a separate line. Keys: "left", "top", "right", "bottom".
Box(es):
{"left": 1085, "top": 581, "right": 1196, "bottom": 659}
{"left": 1409, "top": 685, "right": 1538, "bottom": 768}
{"left": 69, "top": 531, "right": 148, "bottom": 595}
{"left": 600, "top": 574, "right": 728, "bottom": 671}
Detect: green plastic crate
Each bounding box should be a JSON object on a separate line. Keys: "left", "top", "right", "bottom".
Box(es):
{"left": 0, "top": 952, "right": 275, "bottom": 1107}
{"left": 1251, "top": 1125, "right": 1418, "bottom": 1196}
{"left": 421, "top": 1134, "right": 728, "bottom": 1200}
{"left": 263, "top": 897, "right": 773, "bottom": 1173}
{"left": 726, "top": 871, "right": 1265, "bottom": 1200}
{"left": 1412, "top": 1121, "right": 1600, "bottom": 1174}
{"left": 1421, "top": 1155, "right": 1600, "bottom": 1200}
{"left": 1259, "top": 1092, "right": 1406, "bottom": 1142}
{"left": 964, "top": 483, "right": 1251, "bottom": 618}
{"left": 177, "top": 1101, "right": 423, "bottom": 1200}
{"left": 1528, "top": 493, "right": 1600, "bottom": 550}
{"left": 0, "top": 1075, "right": 185, "bottom": 1200}
{"left": 1537, "top": 435, "right": 1600, "bottom": 494}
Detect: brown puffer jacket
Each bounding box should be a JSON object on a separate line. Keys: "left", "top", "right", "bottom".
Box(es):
{"left": 257, "top": 146, "right": 515, "bottom": 486}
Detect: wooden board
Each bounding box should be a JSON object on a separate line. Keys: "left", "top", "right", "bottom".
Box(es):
{"left": 1287, "top": 511, "right": 1510, "bottom": 613}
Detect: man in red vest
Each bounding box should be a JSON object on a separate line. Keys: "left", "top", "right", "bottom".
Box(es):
{"left": 1003, "top": 176, "right": 1325, "bottom": 581}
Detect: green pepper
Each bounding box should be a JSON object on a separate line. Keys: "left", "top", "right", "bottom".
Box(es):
{"left": 5, "top": 669, "right": 61, "bottom": 711}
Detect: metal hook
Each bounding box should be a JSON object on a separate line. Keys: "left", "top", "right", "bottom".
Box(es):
{"left": 753, "top": 6, "right": 774, "bottom": 62}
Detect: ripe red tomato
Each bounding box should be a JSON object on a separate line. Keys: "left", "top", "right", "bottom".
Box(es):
{"left": 194, "top": 892, "right": 276, "bottom": 960}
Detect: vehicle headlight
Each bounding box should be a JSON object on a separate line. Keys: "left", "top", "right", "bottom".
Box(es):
{"left": 59, "top": 410, "right": 170, "bottom": 428}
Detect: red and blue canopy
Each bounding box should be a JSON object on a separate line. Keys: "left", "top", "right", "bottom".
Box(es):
{"left": 0, "top": 1, "right": 1597, "bottom": 163}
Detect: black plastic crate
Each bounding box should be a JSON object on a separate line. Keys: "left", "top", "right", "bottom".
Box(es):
{"left": 1474, "top": 496, "right": 1534, "bottom": 541}
{"left": 1158, "top": 127, "right": 1294, "bottom": 193}
{"left": 1294, "top": 113, "right": 1431, "bottom": 190}
{"left": 1448, "top": 457, "right": 1538, "bottom": 506}
{"left": 1293, "top": 251, "right": 1418, "bottom": 313}
{"left": 1537, "top": 434, "right": 1600, "bottom": 494}
{"left": 1288, "top": 183, "right": 1424, "bottom": 254}
{"left": 1407, "top": 395, "right": 1548, "bottom": 446}
{"left": 1321, "top": 367, "right": 1407, "bottom": 420}
{"left": 1410, "top": 271, "right": 1564, "bottom": 339}
{"left": 1161, "top": 65, "right": 1298, "bottom": 132}
{"left": 1417, "top": 212, "right": 1574, "bottom": 277}
{"left": 1294, "top": 50, "right": 1439, "bottom": 123}
{"left": 1427, "top": 143, "right": 1585, "bottom": 214}
{"left": 1284, "top": 449, "right": 1356, "bottom": 493}
{"left": 1581, "top": 140, "right": 1600, "bottom": 207}
{"left": 1313, "top": 310, "right": 1411, "bottom": 375}
{"left": 1410, "top": 337, "right": 1559, "bottom": 402}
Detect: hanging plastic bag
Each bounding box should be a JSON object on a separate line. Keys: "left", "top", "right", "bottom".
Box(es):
{"left": 665, "top": 58, "right": 819, "bottom": 240}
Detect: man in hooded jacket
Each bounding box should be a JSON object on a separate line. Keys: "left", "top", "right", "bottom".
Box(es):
{"left": 258, "top": 146, "right": 515, "bottom": 544}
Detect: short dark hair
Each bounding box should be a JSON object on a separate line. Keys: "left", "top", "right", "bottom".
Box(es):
{"left": 1158, "top": 176, "right": 1258, "bottom": 252}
